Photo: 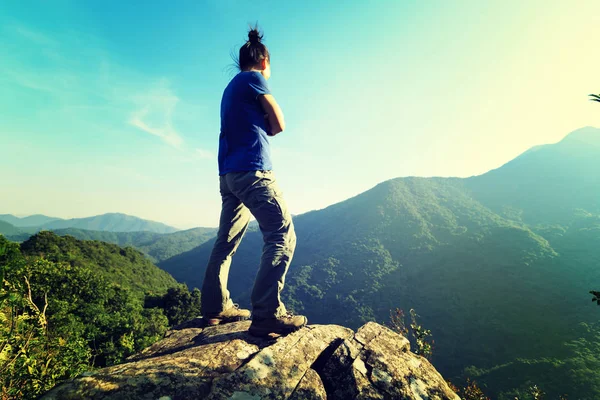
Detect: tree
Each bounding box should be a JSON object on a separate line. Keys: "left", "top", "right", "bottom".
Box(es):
{"left": 387, "top": 308, "right": 433, "bottom": 359}
{"left": 1, "top": 237, "right": 90, "bottom": 400}
{"left": 144, "top": 284, "right": 201, "bottom": 326}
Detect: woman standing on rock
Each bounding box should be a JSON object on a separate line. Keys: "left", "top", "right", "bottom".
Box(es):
{"left": 200, "top": 25, "right": 307, "bottom": 337}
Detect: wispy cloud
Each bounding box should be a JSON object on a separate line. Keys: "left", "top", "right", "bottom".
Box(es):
{"left": 3, "top": 22, "right": 192, "bottom": 151}
{"left": 12, "top": 24, "right": 57, "bottom": 46}
{"left": 129, "top": 84, "right": 184, "bottom": 149}
{"left": 195, "top": 148, "right": 215, "bottom": 160}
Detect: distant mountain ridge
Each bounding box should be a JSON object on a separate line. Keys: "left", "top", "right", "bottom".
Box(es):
{"left": 0, "top": 220, "right": 22, "bottom": 236}
{"left": 0, "top": 214, "right": 62, "bottom": 227}
{"left": 465, "top": 126, "right": 600, "bottom": 225}
{"left": 48, "top": 226, "right": 218, "bottom": 263}
{"left": 0, "top": 212, "right": 179, "bottom": 234}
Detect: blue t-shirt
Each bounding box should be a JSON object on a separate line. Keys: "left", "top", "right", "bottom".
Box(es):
{"left": 218, "top": 71, "right": 273, "bottom": 176}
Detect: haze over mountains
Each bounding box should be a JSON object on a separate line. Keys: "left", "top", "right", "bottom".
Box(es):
{"left": 0, "top": 214, "right": 62, "bottom": 227}
{"left": 0, "top": 212, "right": 179, "bottom": 237}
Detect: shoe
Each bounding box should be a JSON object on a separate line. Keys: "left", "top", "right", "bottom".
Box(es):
{"left": 248, "top": 312, "right": 308, "bottom": 337}
{"left": 204, "top": 304, "right": 251, "bottom": 326}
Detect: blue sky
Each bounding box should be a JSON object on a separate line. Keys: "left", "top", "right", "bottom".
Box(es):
{"left": 1, "top": 0, "right": 599, "bottom": 229}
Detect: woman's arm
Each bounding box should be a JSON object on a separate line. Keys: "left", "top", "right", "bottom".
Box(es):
{"left": 259, "top": 94, "right": 285, "bottom": 136}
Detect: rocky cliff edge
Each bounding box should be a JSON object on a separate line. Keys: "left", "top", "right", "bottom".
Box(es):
{"left": 42, "top": 319, "right": 459, "bottom": 400}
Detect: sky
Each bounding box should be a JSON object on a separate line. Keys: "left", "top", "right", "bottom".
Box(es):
{"left": 1, "top": 0, "right": 599, "bottom": 229}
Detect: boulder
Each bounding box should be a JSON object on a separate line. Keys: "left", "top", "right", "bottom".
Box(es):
{"left": 42, "top": 318, "right": 459, "bottom": 400}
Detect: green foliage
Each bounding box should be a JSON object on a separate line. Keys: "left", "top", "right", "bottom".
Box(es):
{"left": 590, "top": 94, "right": 600, "bottom": 103}
{"left": 387, "top": 308, "right": 433, "bottom": 359}
{"left": 15, "top": 226, "right": 218, "bottom": 263}
{"left": 408, "top": 309, "right": 433, "bottom": 359}
{"left": 145, "top": 284, "right": 201, "bottom": 326}
{"left": 464, "top": 322, "right": 600, "bottom": 399}
{"left": 1, "top": 238, "right": 90, "bottom": 399}
{"left": 0, "top": 233, "right": 196, "bottom": 399}
{"left": 528, "top": 385, "right": 544, "bottom": 400}
{"left": 19, "top": 231, "right": 178, "bottom": 298}
{"left": 447, "top": 378, "right": 490, "bottom": 400}
{"left": 3, "top": 253, "right": 167, "bottom": 368}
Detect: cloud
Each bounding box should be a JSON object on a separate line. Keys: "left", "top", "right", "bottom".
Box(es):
{"left": 127, "top": 82, "right": 185, "bottom": 149}
{"left": 3, "top": 22, "right": 193, "bottom": 150}
{"left": 129, "top": 90, "right": 184, "bottom": 149}
{"left": 195, "top": 148, "right": 216, "bottom": 160}
{"left": 12, "top": 24, "right": 57, "bottom": 46}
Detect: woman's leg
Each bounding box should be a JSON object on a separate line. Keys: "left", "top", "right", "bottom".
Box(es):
{"left": 201, "top": 176, "right": 251, "bottom": 316}
{"left": 225, "top": 170, "right": 296, "bottom": 319}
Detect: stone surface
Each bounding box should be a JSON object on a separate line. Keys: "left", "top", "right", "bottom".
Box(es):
{"left": 319, "top": 322, "right": 459, "bottom": 400}
{"left": 288, "top": 368, "right": 327, "bottom": 400}
{"left": 42, "top": 319, "right": 460, "bottom": 400}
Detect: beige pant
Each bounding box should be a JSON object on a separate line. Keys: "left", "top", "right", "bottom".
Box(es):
{"left": 201, "top": 170, "right": 296, "bottom": 319}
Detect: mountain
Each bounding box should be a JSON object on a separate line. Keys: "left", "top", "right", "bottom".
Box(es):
{"left": 0, "top": 213, "right": 62, "bottom": 227}
{"left": 161, "top": 178, "right": 561, "bottom": 367}
{"left": 465, "top": 126, "right": 600, "bottom": 225}
{"left": 160, "top": 127, "right": 600, "bottom": 399}
{"left": 49, "top": 226, "right": 217, "bottom": 263}
{"left": 0, "top": 220, "right": 22, "bottom": 236}
{"left": 0, "top": 220, "right": 33, "bottom": 242}
{"left": 0, "top": 212, "right": 180, "bottom": 235}
{"left": 36, "top": 212, "right": 179, "bottom": 234}
{"left": 20, "top": 231, "right": 178, "bottom": 297}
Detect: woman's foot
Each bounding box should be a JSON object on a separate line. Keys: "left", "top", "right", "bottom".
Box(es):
{"left": 204, "top": 304, "right": 251, "bottom": 326}
{"left": 248, "top": 313, "right": 307, "bottom": 337}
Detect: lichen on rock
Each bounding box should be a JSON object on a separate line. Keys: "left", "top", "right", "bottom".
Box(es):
{"left": 41, "top": 319, "right": 459, "bottom": 400}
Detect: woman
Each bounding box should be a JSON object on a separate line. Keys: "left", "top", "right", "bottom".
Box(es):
{"left": 201, "top": 26, "right": 307, "bottom": 337}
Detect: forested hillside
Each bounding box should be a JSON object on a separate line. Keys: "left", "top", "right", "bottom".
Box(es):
{"left": 0, "top": 233, "right": 200, "bottom": 399}
{"left": 160, "top": 127, "right": 600, "bottom": 399}
{"left": 47, "top": 227, "right": 218, "bottom": 263}
{"left": 0, "top": 225, "right": 217, "bottom": 263}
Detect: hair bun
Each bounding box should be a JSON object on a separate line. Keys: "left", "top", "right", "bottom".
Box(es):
{"left": 248, "top": 28, "right": 263, "bottom": 44}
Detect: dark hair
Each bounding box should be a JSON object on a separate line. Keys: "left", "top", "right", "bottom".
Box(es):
{"left": 235, "top": 25, "right": 270, "bottom": 71}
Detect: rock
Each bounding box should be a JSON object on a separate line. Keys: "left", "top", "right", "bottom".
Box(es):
{"left": 318, "top": 322, "right": 459, "bottom": 399}
{"left": 289, "top": 369, "right": 327, "bottom": 400}
{"left": 41, "top": 319, "right": 460, "bottom": 400}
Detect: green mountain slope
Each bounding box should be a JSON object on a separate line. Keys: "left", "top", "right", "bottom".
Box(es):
{"left": 36, "top": 212, "right": 178, "bottom": 234}
{"left": 160, "top": 178, "right": 561, "bottom": 368}
{"left": 160, "top": 127, "right": 600, "bottom": 399}
{"left": 49, "top": 227, "right": 217, "bottom": 262}
{"left": 465, "top": 126, "right": 600, "bottom": 225}
{"left": 0, "top": 220, "right": 22, "bottom": 236}
{"left": 20, "top": 231, "right": 178, "bottom": 297}
{"left": 49, "top": 228, "right": 162, "bottom": 247}
{"left": 1, "top": 233, "right": 202, "bottom": 397}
